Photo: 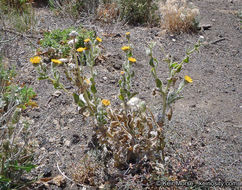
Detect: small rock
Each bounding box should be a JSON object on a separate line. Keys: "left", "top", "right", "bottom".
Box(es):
{"left": 49, "top": 137, "right": 55, "bottom": 143}
{"left": 165, "top": 157, "right": 169, "bottom": 162}
{"left": 64, "top": 140, "right": 71, "bottom": 147}
{"left": 198, "top": 24, "right": 212, "bottom": 30}
{"left": 103, "top": 76, "right": 108, "bottom": 80}
{"left": 114, "top": 33, "right": 121, "bottom": 38}
{"left": 113, "top": 62, "right": 122, "bottom": 70}
{"left": 211, "top": 19, "right": 216, "bottom": 22}
{"left": 53, "top": 119, "right": 60, "bottom": 129}
{"left": 110, "top": 79, "right": 117, "bottom": 84}
{"left": 72, "top": 134, "right": 80, "bottom": 144}
{"left": 52, "top": 90, "right": 62, "bottom": 97}
{"left": 172, "top": 38, "right": 176, "bottom": 42}
{"left": 43, "top": 168, "right": 52, "bottom": 177}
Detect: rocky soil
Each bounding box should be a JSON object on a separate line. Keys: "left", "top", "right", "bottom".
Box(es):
{"left": 0, "top": 0, "right": 241, "bottom": 189}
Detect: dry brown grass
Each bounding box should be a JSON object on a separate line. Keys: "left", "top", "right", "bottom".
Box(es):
{"left": 96, "top": 2, "right": 119, "bottom": 23}
{"left": 71, "top": 154, "right": 104, "bottom": 186}
{"left": 159, "top": 0, "right": 200, "bottom": 33}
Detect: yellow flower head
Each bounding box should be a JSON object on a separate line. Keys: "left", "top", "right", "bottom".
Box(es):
{"left": 120, "top": 71, "right": 125, "bottom": 75}
{"left": 51, "top": 59, "right": 62, "bottom": 65}
{"left": 101, "top": 99, "right": 111, "bottom": 106}
{"left": 77, "top": 47, "right": 87, "bottom": 52}
{"left": 30, "top": 56, "right": 41, "bottom": 65}
{"left": 128, "top": 57, "right": 136, "bottom": 63}
{"left": 125, "top": 32, "right": 130, "bottom": 40}
{"left": 96, "top": 37, "right": 102, "bottom": 43}
{"left": 184, "top": 75, "right": 193, "bottom": 83}
{"left": 84, "top": 78, "right": 91, "bottom": 85}
{"left": 84, "top": 38, "right": 90, "bottom": 43}
{"left": 121, "top": 46, "right": 130, "bottom": 51}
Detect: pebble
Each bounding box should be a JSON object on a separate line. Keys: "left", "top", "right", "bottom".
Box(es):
{"left": 49, "top": 137, "right": 55, "bottom": 143}
{"left": 64, "top": 140, "right": 71, "bottom": 147}
{"left": 113, "top": 63, "right": 122, "bottom": 70}
{"left": 72, "top": 134, "right": 81, "bottom": 144}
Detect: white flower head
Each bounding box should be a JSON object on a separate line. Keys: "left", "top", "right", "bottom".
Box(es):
{"left": 69, "top": 31, "right": 78, "bottom": 38}
{"left": 199, "top": 35, "right": 205, "bottom": 42}
{"left": 127, "top": 97, "right": 146, "bottom": 112}
{"left": 68, "top": 39, "right": 78, "bottom": 46}
{"left": 79, "top": 94, "right": 86, "bottom": 104}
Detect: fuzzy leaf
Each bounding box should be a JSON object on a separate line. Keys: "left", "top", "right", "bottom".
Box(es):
{"left": 170, "top": 62, "right": 178, "bottom": 68}
{"left": 183, "top": 56, "right": 189, "bottom": 63}
{"left": 155, "top": 78, "right": 162, "bottom": 88}
{"left": 91, "top": 84, "right": 97, "bottom": 94}
{"left": 149, "top": 58, "right": 155, "bottom": 67}
{"left": 119, "top": 94, "right": 124, "bottom": 101}
{"left": 73, "top": 93, "right": 80, "bottom": 104}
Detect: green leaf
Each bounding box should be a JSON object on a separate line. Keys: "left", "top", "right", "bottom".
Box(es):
{"left": 53, "top": 81, "right": 59, "bottom": 89}
{"left": 151, "top": 68, "right": 156, "bottom": 78}
{"left": 120, "top": 88, "right": 125, "bottom": 95}
{"left": 0, "top": 175, "right": 11, "bottom": 182}
{"left": 170, "top": 62, "right": 178, "bottom": 68}
{"left": 183, "top": 56, "right": 189, "bottom": 63}
{"left": 78, "top": 99, "right": 86, "bottom": 107}
{"left": 130, "top": 92, "right": 138, "bottom": 99}
{"left": 73, "top": 93, "right": 80, "bottom": 104}
{"left": 118, "top": 79, "right": 122, "bottom": 86}
{"left": 119, "top": 94, "right": 124, "bottom": 101}
{"left": 131, "top": 71, "right": 135, "bottom": 78}
{"left": 153, "top": 58, "right": 158, "bottom": 64}
{"left": 11, "top": 164, "right": 36, "bottom": 172}
{"left": 149, "top": 57, "right": 155, "bottom": 67}
{"left": 86, "top": 90, "right": 92, "bottom": 100}
{"left": 38, "top": 76, "right": 48, "bottom": 80}
{"left": 155, "top": 78, "right": 162, "bottom": 88}
{"left": 90, "top": 77, "right": 94, "bottom": 83}
{"left": 176, "top": 64, "right": 182, "bottom": 73}
{"left": 91, "top": 84, "right": 97, "bottom": 94}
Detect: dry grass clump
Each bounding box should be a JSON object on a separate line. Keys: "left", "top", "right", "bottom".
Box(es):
{"left": 159, "top": 0, "right": 200, "bottom": 33}
{"left": 96, "top": 2, "right": 119, "bottom": 23}
{"left": 71, "top": 154, "right": 105, "bottom": 186}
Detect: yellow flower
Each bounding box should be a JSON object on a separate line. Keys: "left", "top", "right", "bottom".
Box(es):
{"left": 96, "top": 37, "right": 102, "bottom": 42}
{"left": 77, "top": 47, "right": 87, "bottom": 52}
{"left": 120, "top": 71, "right": 125, "bottom": 75}
{"left": 30, "top": 56, "right": 41, "bottom": 65}
{"left": 184, "top": 75, "right": 193, "bottom": 83}
{"left": 84, "top": 38, "right": 90, "bottom": 43}
{"left": 84, "top": 78, "right": 91, "bottom": 85}
{"left": 121, "top": 46, "right": 130, "bottom": 51}
{"left": 125, "top": 32, "right": 130, "bottom": 40}
{"left": 101, "top": 99, "right": 110, "bottom": 106}
{"left": 128, "top": 57, "right": 136, "bottom": 63}
{"left": 51, "top": 59, "right": 62, "bottom": 65}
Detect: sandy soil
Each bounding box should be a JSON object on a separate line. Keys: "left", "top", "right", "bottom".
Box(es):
{"left": 0, "top": 0, "right": 241, "bottom": 189}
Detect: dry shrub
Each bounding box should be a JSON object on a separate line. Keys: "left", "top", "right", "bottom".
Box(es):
{"left": 96, "top": 2, "right": 119, "bottom": 23}
{"left": 72, "top": 154, "right": 105, "bottom": 186}
{"left": 159, "top": 0, "right": 200, "bottom": 33}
